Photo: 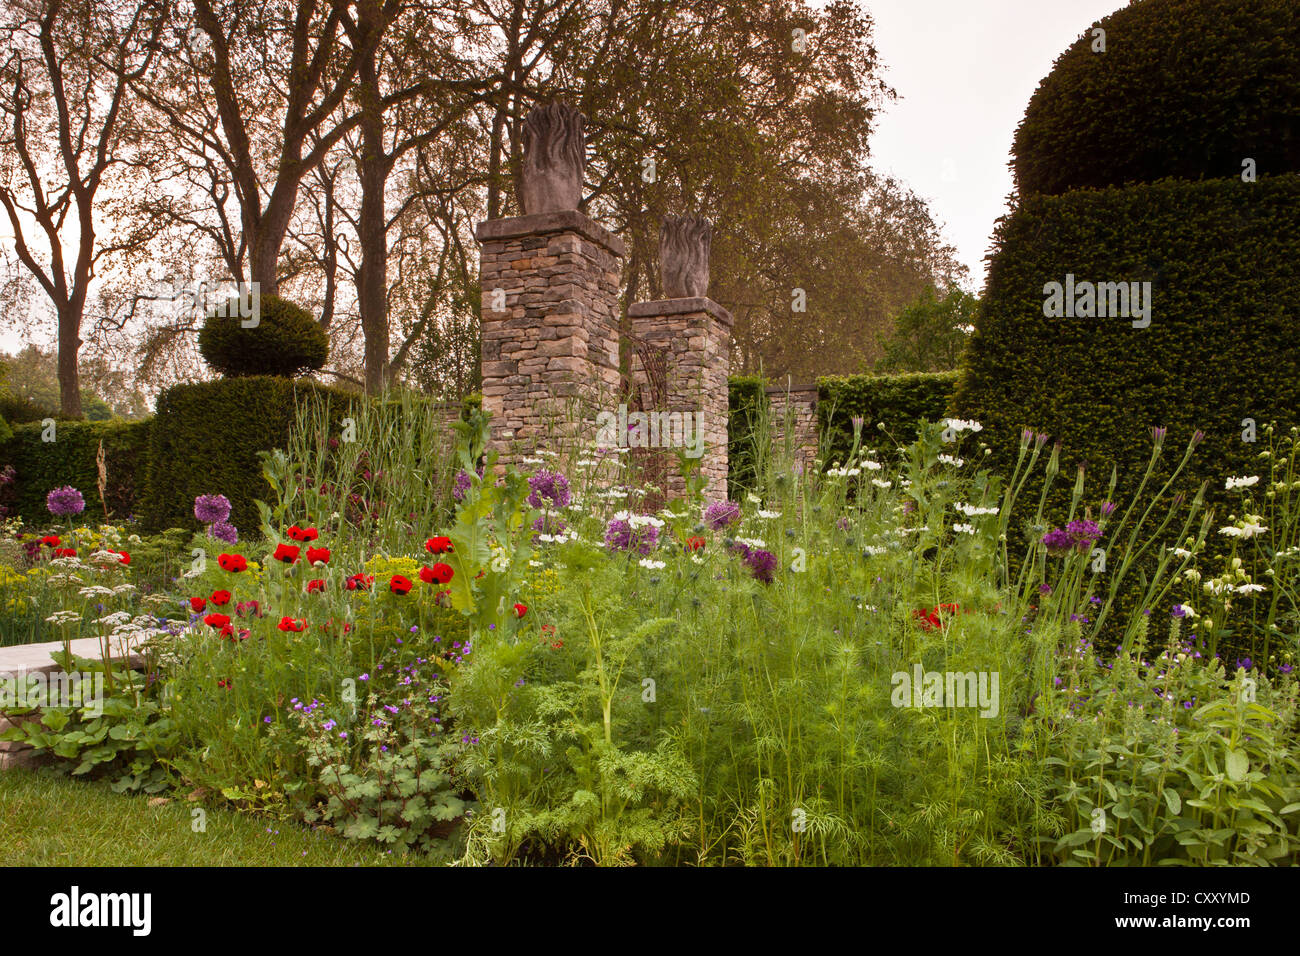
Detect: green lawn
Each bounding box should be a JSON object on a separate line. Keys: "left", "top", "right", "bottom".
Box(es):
{"left": 0, "top": 768, "right": 447, "bottom": 866}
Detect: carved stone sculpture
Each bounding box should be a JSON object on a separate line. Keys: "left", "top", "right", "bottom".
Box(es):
{"left": 659, "top": 214, "right": 712, "bottom": 298}
{"left": 519, "top": 103, "right": 586, "bottom": 214}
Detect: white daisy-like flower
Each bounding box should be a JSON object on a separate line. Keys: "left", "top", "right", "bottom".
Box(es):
{"left": 1225, "top": 475, "right": 1260, "bottom": 491}
{"left": 1176, "top": 604, "right": 1197, "bottom": 618}
{"left": 734, "top": 537, "right": 766, "bottom": 549}
{"left": 861, "top": 460, "right": 883, "bottom": 471}
{"left": 953, "top": 324, "right": 976, "bottom": 335}
{"left": 952, "top": 523, "right": 976, "bottom": 535}
{"left": 638, "top": 558, "right": 666, "bottom": 570}
{"left": 944, "top": 418, "right": 983, "bottom": 433}
{"left": 871, "top": 479, "right": 891, "bottom": 489}
{"left": 756, "top": 510, "right": 782, "bottom": 519}
{"left": 955, "top": 503, "right": 999, "bottom": 517}
{"left": 1236, "top": 583, "right": 1266, "bottom": 594}
{"left": 1221, "top": 517, "right": 1268, "bottom": 538}
{"left": 937, "top": 454, "right": 965, "bottom": 467}
{"left": 1169, "top": 546, "right": 1194, "bottom": 558}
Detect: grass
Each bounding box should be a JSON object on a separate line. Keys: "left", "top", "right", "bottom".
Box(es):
{"left": 0, "top": 767, "right": 447, "bottom": 866}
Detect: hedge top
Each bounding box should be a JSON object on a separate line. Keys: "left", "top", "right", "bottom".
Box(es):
{"left": 198, "top": 294, "right": 329, "bottom": 379}
{"left": 1012, "top": 0, "right": 1300, "bottom": 197}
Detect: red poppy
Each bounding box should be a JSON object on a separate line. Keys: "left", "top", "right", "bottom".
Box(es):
{"left": 422, "top": 563, "right": 453, "bottom": 585}
{"left": 306, "top": 546, "right": 330, "bottom": 565}
{"left": 190, "top": 596, "right": 207, "bottom": 612}
{"left": 425, "top": 536, "right": 453, "bottom": 554}
{"left": 513, "top": 603, "right": 528, "bottom": 619}
{"left": 113, "top": 550, "right": 131, "bottom": 565}
{"left": 306, "top": 579, "right": 326, "bottom": 594}
{"left": 389, "top": 574, "right": 413, "bottom": 595}
{"left": 345, "top": 573, "right": 374, "bottom": 591}
{"left": 204, "top": 612, "right": 231, "bottom": 629}
{"left": 219, "top": 623, "right": 234, "bottom": 639}
{"left": 273, "top": 543, "right": 301, "bottom": 564}
{"left": 236, "top": 599, "right": 261, "bottom": 618}
{"left": 39, "top": 535, "right": 60, "bottom": 547}
{"left": 218, "top": 553, "right": 248, "bottom": 572}
{"left": 686, "top": 536, "right": 706, "bottom": 551}
{"left": 277, "top": 616, "right": 306, "bottom": 632}
{"left": 210, "top": 589, "right": 232, "bottom": 606}
{"left": 552, "top": 641, "right": 563, "bottom": 649}
{"left": 53, "top": 548, "right": 77, "bottom": 558}
{"left": 287, "top": 525, "right": 320, "bottom": 542}
{"left": 217, "top": 678, "right": 231, "bottom": 689}
{"left": 913, "top": 609, "right": 941, "bottom": 630}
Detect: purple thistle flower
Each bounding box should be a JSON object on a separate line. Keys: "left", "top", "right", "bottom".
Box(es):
{"left": 46, "top": 485, "right": 85, "bottom": 516}
{"left": 194, "top": 493, "right": 232, "bottom": 524}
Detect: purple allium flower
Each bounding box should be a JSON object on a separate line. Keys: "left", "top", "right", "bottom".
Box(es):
{"left": 46, "top": 485, "right": 85, "bottom": 516}
{"left": 703, "top": 500, "right": 741, "bottom": 531}
{"left": 604, "top": 517, "right": 660, "bottom": 555}
{"left": 208, "top": 520, "right": 239, "bottom": 544}
{"left": 532, "top": 514, "right": 568, "bottom": 536}
{"left": 1039, "top": 583, "right": 1052, "bottom": 594}
{"left": 1066, "top": 519, "right": 1102, "bottom": 547}
{"left": 1100, "top": 501, "right": 1116, "bottom": 516}
{"left": 1042, "top": 528, "right": 1073, "bottom": 554}
{"left": 746, "top": 548, "right": 778, "bottom": 584}
{"left": 452, "top": 467, "right": 483, "bottom": 503}
{"left": 527, "top": 469, "right": 571, "bottom": 509}
{"left": 194, "top": 493, "right": 232, "bottom": 524}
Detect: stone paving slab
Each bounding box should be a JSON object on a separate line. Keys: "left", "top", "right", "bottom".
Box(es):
{"left": 0, "top": 635, "right": 147, "bottom": 678}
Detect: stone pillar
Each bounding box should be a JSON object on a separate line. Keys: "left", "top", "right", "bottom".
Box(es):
{"left": 766, "top": 382, "right": 820, "bottom": 473}
{"left": 476, "top": 209, "right": 624, "bottom": 463}
{"left": 628, "top": 297, "right": 733, "bottom": 502}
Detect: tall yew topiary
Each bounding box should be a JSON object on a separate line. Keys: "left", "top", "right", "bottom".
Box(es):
{"left": 199, "top": 294, "right": 328, "bottom": 378}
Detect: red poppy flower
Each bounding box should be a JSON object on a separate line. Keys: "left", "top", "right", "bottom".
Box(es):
{"left": 237, "top": 629, "right": 250, "bottom": 642}
{"left": 277, "top": 616, "right": 306, "bottom": 632}
{"left": 306, "top": 579, "right": 326, "bottom": 594}
{"left": 113, "top": 550, "right": 131, "bottom": 565}
{"left": 219, "top": 623, "right": 234, "bottom": 639}
{"left": 190, "top": 596, "right": 207, "bottom": 612}
{"left": 389, "top": 574, "right": 413, "bottom": 595}
{"left": 204, "top": 612, "right": 231, "bottom": 629}
{"left": 306, "top": 546, "right": 330, "bottom": 565}
{"left": 210, "top": 589, "right": 232, "bottom": 606}
{"left": 542, "top": 624, "right": 555, "bottom": 635}
{"left": 217, "top": 678, "right": 230, "bottom": 689}
{"left": 686, "top": 536, "right": 706, "bottom": 551}
{"left": 273, "top": 543, "right": 301, "bottom": 564}
{"left": 53, "top": 548, "right": 77, "bottom": 558}
{"left": 552, "top": 641, "right": 563, "bottom": 649}
{"left": 218, "top": 553, "right": 247, "bottom": 572}
{"left": 236, "top": 599, "right": 261, "bottom": 618}
{"left": 423, "top": 563, "right": 453, "bottom": 585}
{"left": 345, "top": 573, "right": 374, "bottom": 591}
{"left": 513, "top": 603, "right": 528, "bottom": 619}
{"left": 39, "top": 535, "right": 60, "bottom": 547}
{"left": 287, "top": 525, "right": 320, "bottom": 542}
{"left": 425, "top": 536, "right": 453, "bottom": 554}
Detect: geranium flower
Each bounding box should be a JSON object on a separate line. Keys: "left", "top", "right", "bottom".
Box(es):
{"left": 272, "top": 543, "right": 300, "bottom": 564}
{"left": 218, "top": 553, "right": 248, "bottom": 572}
{"left": 390, "top": 574, "right": 413, "bottom": 595}
{"left": 204, "top": 612, "right": 231, "bottom": 629}
{"left": 513, "top": 603, "right": 528, "bottom": 618}
{"left": 425, "top": 536, "right": 453, "bottom": 554}
{"left": 306, "top": 546, "right": 330, "bottom": 565}
{"left": 306, "top": 579, "right": 325, "bottom": 594}
{"left": 210, "top": 589, "right": 232, "bottom": 605}
{"left": 189, "top": 596, "right": 207, "bottom": 612}
{"left": 277, "top": 616, "right": 306, "bottom": 632}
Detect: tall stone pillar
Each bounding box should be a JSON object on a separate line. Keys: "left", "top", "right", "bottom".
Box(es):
{"left": 476, "top": 104, "right": 623, "bottom": 464}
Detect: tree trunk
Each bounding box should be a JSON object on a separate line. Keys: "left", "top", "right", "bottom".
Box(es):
{"left": 57, "top": 304, "right": 82, "bottom": 419}
{"left": 356, "top": 17, "right": 391, "bottom": 394}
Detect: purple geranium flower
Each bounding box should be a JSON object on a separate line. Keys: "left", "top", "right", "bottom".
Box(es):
{"left": 194, "top": 493, "right": 232, "bottom": 524}
{"left": 46, "top": 485, "right": 85, "bottom": 516}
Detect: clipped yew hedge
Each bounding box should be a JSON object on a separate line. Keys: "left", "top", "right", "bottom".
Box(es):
{"left": 818, "top": 372, "right": 959, "bottom": 467}
{"left": 1013, "top": 0, "right": 1300, "bottom": 197}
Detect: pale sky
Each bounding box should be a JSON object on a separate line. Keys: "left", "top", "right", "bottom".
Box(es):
{"left": 858, "top": 0, "right": 1125, "bottom": 290}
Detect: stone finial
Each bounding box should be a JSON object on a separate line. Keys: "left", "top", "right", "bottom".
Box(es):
{"left": 520, "top": 103, "right": 586, "bottom": 215}
{"left": 659, "top": 214, "right": 712, "bottom": 298}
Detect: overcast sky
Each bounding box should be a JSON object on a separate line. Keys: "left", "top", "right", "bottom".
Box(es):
{"left": 857, "top": 0, "right": 1125, "bottom": 290}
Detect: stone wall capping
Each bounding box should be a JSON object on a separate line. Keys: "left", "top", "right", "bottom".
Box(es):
{"left": 627, "top": 296, "right": 734, "bottom": 328}
{"left": 476, "top": 210, "right": 626, "bottom": 258}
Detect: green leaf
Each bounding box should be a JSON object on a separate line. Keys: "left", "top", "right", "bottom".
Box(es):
{"left": 1225, "top": 749, "right": 1249, "bottom": 783}
{"left": 1162, "top": 788, "right": 1181, "bottom": 815}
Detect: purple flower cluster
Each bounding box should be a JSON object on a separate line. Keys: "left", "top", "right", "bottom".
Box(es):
{"left": 605, "top": 518, "right": 660, "bottom": 555}
{"left": 703, "top": 500, "right": 741, "bottom": 531}
{"left": 527, "top": 469, "right": 571, "bottom": 509}
{"left": 532, "top": 514, "right": 568, "bottom": 536}
{"left": 731, "top": 542, "right": 777, "bottom": 584}
{"left": 209, "top": 520, "right": 239, "bottom": 544}
{"left": 194, "top": 493, "right": 232, "bottom": 524}
{"left": 453, "top": 467, "right": 484, "bottom": 502}
{"left": 1043, "top": 519, "right": 1102, "bottom": 555}
{"left": 46, "top": 485, "right": 85, "bottom": 516}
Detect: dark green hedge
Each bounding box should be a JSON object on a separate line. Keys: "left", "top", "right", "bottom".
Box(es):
{"left": 818, "top": 372, "right": 959, "bottom": 467}
{"left": 0, "top": 419, "right": 153, "bottom": 523}
{"left": 140, "top": 377, "right": 357, "bottom": 535}
{"left": 728, "top": 376, "right": 768, "bottom": 499}
{"left": 1013, "top": 0, "right": 1300, "bottom": 197}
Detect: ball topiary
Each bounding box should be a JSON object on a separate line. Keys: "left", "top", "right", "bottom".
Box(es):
{"left": 198, "top": 293, "right": 329, "bottom": 378}
{"left": 1012, "top": 0, "right": 1300, "bottom": 197}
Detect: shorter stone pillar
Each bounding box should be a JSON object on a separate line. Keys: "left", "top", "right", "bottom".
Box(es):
{"left": 766, "top": 382, "right": 820, "bottom": 473}
{"left": 627, "top": 297, "right": 733, "bottom": 502}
